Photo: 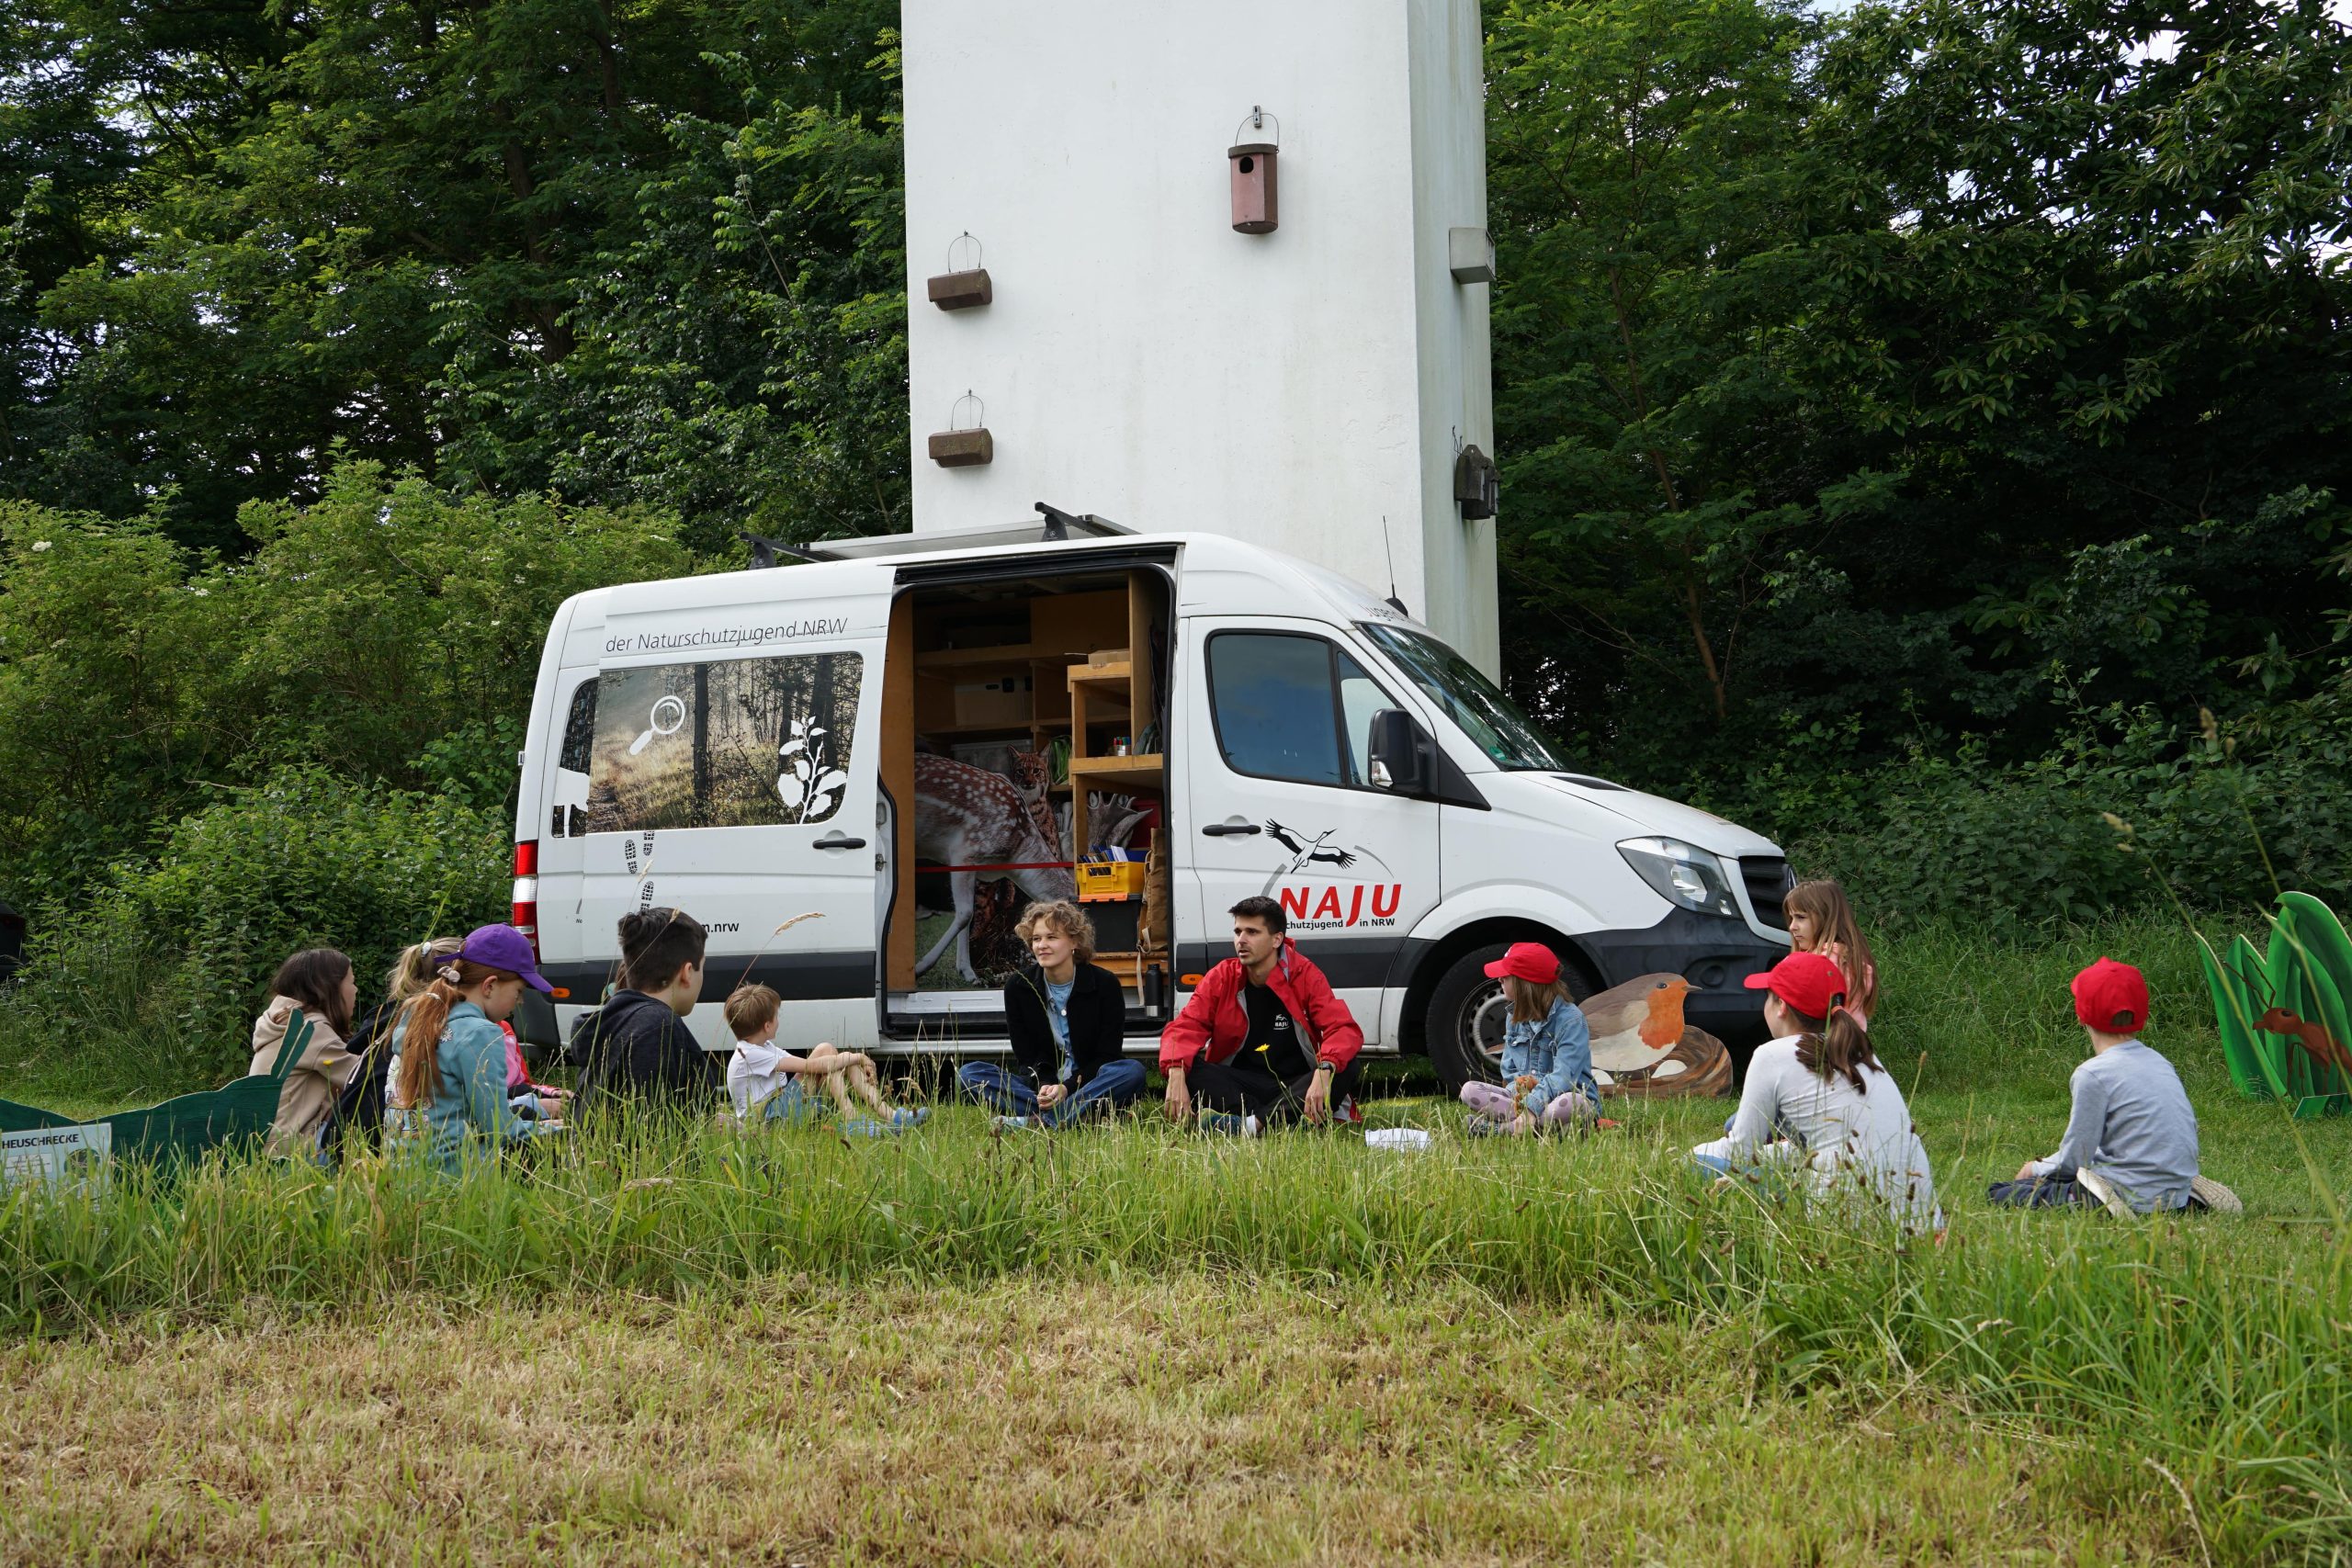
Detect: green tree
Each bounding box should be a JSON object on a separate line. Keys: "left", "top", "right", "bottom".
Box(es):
{"left": 3, "top": 0, "right": 904, "bottom": 553}
{"left": 1487, "top": 0, "right": 1840, "bottom": 737}
{"left": 447, "top": 39, "right": 910, "bottom": 548}
{"left": 1787, "top": 0, "right": 2352, "bottom": 752}
{"left": 1489, "top": 0, "right": 2352, "bottom": 785}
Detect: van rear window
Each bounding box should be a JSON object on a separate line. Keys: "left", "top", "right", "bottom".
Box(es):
{"left": 558, "top": 679, "right": 597, "bottom": 774}
{"left": 585, "top": 652, "right": 862, "bottom": 831}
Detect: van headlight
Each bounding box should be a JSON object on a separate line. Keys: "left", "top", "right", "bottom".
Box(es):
{"left": 1616, "top": 837, "right": 1739, "bottom": 918}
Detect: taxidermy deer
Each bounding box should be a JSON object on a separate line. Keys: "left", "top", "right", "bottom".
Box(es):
{"left": 913, "top": 754, "right": 1075, "bottom": 982}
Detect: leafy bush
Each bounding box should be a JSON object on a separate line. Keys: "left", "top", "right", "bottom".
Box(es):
{"left": 1761, "top": 715, "right": 2352, "bottom": 928}
{"left": 0, "top": 501, "right": 232, "bottom": 901}
{"left": 4, "top": 768, "right": 507, "bottom": 1086}
{"left": 0, "top": 464, "right": 699, "bottom": 917}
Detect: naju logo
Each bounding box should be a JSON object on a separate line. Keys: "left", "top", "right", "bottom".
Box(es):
{"left": 1240, "top": 816, "right": 1405, "bottom": 930}
{"left": 1278, "top": 883, "right": 1406, "bottom": 931}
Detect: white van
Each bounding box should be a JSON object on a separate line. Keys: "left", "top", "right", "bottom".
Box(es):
{"left": 508, "top": 515, "right": 1792, "bottom": 1089}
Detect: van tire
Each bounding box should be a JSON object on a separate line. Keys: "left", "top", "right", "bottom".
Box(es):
{"left": 1426, "top": 944, "right": 1594, "bottom": 1095}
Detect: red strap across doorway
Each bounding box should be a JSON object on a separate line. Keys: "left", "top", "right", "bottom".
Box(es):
{"left": 924, "top": 861, "right": 1078, "bottom": 874}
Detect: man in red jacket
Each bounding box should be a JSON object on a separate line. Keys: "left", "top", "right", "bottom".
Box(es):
{"left": 1160, "top": 896, "right": 1365, "bottom": 1134}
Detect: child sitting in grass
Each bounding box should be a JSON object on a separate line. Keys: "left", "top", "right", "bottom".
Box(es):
{"left": 1989, "top": 957, "right": 2235, "bottom": 1214}
{"left": 1458, "top": 942, "right": 1597, "bottom": 1134}
{"left": 1691, "top": 952, "right": 1942, "bottom": 1235}
{"left": 723, "top": 984, "right": 927, "bottom": 1136}
{"left": 1784, "top": 879, "right": 1877, "bottom": 1028}
{"left": 388, "top": 925, "right": 564, "bottom": 1175}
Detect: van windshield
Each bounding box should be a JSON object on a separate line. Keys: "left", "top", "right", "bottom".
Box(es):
{"left": 1358, "top": 624, "right": 1569, "bottom": 772}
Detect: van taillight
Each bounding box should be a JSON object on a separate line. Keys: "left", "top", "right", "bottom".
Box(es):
{"left": 510, "top": 842, "right": 541, "bottom": 954}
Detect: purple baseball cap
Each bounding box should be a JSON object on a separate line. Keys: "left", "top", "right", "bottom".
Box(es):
{"left": 450, "top": 923, "right": 554, "bottom": 994}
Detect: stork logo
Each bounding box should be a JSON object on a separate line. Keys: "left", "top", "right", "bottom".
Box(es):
{"left": 1257, "top": 820, "right": 1405, "bottom": 931}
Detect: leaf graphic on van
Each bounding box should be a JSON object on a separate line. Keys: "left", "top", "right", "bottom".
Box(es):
{"left": 804, "top": 769, "right": 847, "bottom": 818}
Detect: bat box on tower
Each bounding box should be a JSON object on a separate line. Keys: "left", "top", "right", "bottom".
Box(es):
{"left": 1453, "top": 445, "right": 1498, "bottom": 520}
{"left": 1228, "top": 142, "right": 1278, "bottom": 233}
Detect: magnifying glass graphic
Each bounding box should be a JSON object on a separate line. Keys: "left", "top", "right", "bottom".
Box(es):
{"left": 627, "top": 694, "right": 688, "bottom": 756}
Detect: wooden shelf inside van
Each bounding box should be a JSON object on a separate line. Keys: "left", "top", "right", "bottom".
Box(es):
{"left": 1068, "top": 752, "right": 1163, "bottom": 790}
{"left": 915, "top": 643, "right": 1092, "bottom": 671}
{"left": 924, "top": 720, "right": 1049, "bottom": 737}
{"left": 1094, "top": 951, "right": 1168, "bottom": 992}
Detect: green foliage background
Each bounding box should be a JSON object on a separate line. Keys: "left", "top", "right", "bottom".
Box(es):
{"left": 2, "top": 0, "right": 2350, "bottom": 1079}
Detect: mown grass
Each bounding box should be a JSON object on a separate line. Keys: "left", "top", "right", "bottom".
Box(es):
{"left": 0, "top": 1275, "right": 2240, "bottom": 1564}
{"left": 3, "top": 915, "right": 2348, "bottom": 1561}
{"left": 3, "top": 1105, "right": 2346, "bottom": 1558}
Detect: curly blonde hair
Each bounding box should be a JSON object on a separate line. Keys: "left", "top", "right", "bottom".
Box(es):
{"left": 1013, "top": 900, "right": 1097, "bottom": 964}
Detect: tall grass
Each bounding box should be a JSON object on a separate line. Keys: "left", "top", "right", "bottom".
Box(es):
{"left": 5, "top": 913, "right": 2348, "bottom": 1553}
{"left": 4, "top": 1116, "right": 2346, "bottom": 1555}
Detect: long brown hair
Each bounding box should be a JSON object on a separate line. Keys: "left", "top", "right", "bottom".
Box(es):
{"left": 1786, "top": 1002, "right": 1882, "bottom": 1095}
{"left": 270, "top": 948, "right": 355, "bottom": 1038}
{"left": 394, "top": 959, "right": 512, "bottom": 1110}
{"left": 1784, "top": 879, "right": 1877, "bottom": 1017}
{"left": 1505, "top": 974, "right": 1573, "bottom": 1027}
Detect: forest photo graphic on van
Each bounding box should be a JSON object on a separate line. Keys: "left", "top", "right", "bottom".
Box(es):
{"left": 543, "top": 626, "right": 888, "bottom": 1046}
{"left": 586, "top": 652, "right": 862, "bottom": 831}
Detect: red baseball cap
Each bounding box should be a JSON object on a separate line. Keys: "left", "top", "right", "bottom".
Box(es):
{"left": 1484, "top": 942, "right": 1561, "bottom": 985}
{"left": 1743, "top": 951, "right": 1847, "bottom": 1019}
{"left": 2071, "top": 957, "right": 2148, "bottom": 1032}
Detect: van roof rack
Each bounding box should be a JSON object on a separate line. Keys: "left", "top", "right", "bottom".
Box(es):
{"left": 802, "top": 506, "right": 1133, "bottom": 561}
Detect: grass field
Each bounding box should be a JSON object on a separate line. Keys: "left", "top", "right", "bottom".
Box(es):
{"left": 2, "top": 918, "right": 2347, "bottom": 1564}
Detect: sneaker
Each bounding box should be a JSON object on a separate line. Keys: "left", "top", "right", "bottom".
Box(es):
{"left": 989, "top": 1114, "right": 1037, "bottom": 1133}
{"left": 2188, "top": 1174, "right": 2243, "bottom": 1213}
{"left": 1464, "top": 1115, "right": 1504, "bottom": 1138}
{"left": 839, "top": 1117, "right": 907, "bottom": 1138}
{"left": 1198, "top": 1111, "right": 1262, "bottom": 1138}
{"left": 2075, "top": 1168, "right": 2138, "bottom": 1220}
{"left": 888, "top": 1105, "right": 932, "bottom": 1129}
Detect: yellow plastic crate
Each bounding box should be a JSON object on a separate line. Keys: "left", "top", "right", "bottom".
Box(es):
{"left": 1076, "top": 859, "right": 1149, "bottom": 901}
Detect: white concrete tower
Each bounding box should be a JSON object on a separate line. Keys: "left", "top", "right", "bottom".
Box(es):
{"left": 900, "top": 0, "right": 1499, "bottom": 675}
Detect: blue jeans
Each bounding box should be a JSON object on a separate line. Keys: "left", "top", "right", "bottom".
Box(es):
{"left": 1986, "top": 1175, "right": 2094, "bottom": 1209}
{"left": 755, "top": 1079, "right": 818, "bottom": 1126}
{"left": 957, "top": 1058, "right": 1147, "bottom": 1127}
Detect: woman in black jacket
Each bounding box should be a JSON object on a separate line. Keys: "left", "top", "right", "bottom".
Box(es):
{"left": 958, "top": 900, "right": 1145, "bottom": 1129}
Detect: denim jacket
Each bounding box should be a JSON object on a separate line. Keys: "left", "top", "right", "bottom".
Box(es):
{"left": 390, "top": 1001, "right": 548, "bottom": 1175}
{"left": 1500, "top": 998, "right": 1597, "bottom": 1109}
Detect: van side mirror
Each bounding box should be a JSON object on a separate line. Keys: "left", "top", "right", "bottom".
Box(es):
{"left": 1367, "top": 709, "right": 1428, "bottom": 793}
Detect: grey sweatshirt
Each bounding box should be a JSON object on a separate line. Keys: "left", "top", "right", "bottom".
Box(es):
{"left": 2026, "top": 1040, "right": 2199, "bottom": 1212}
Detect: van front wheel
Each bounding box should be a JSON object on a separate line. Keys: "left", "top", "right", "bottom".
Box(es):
{"left": 1425, "top": 944, "right": 1593, "bottom": 1095}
